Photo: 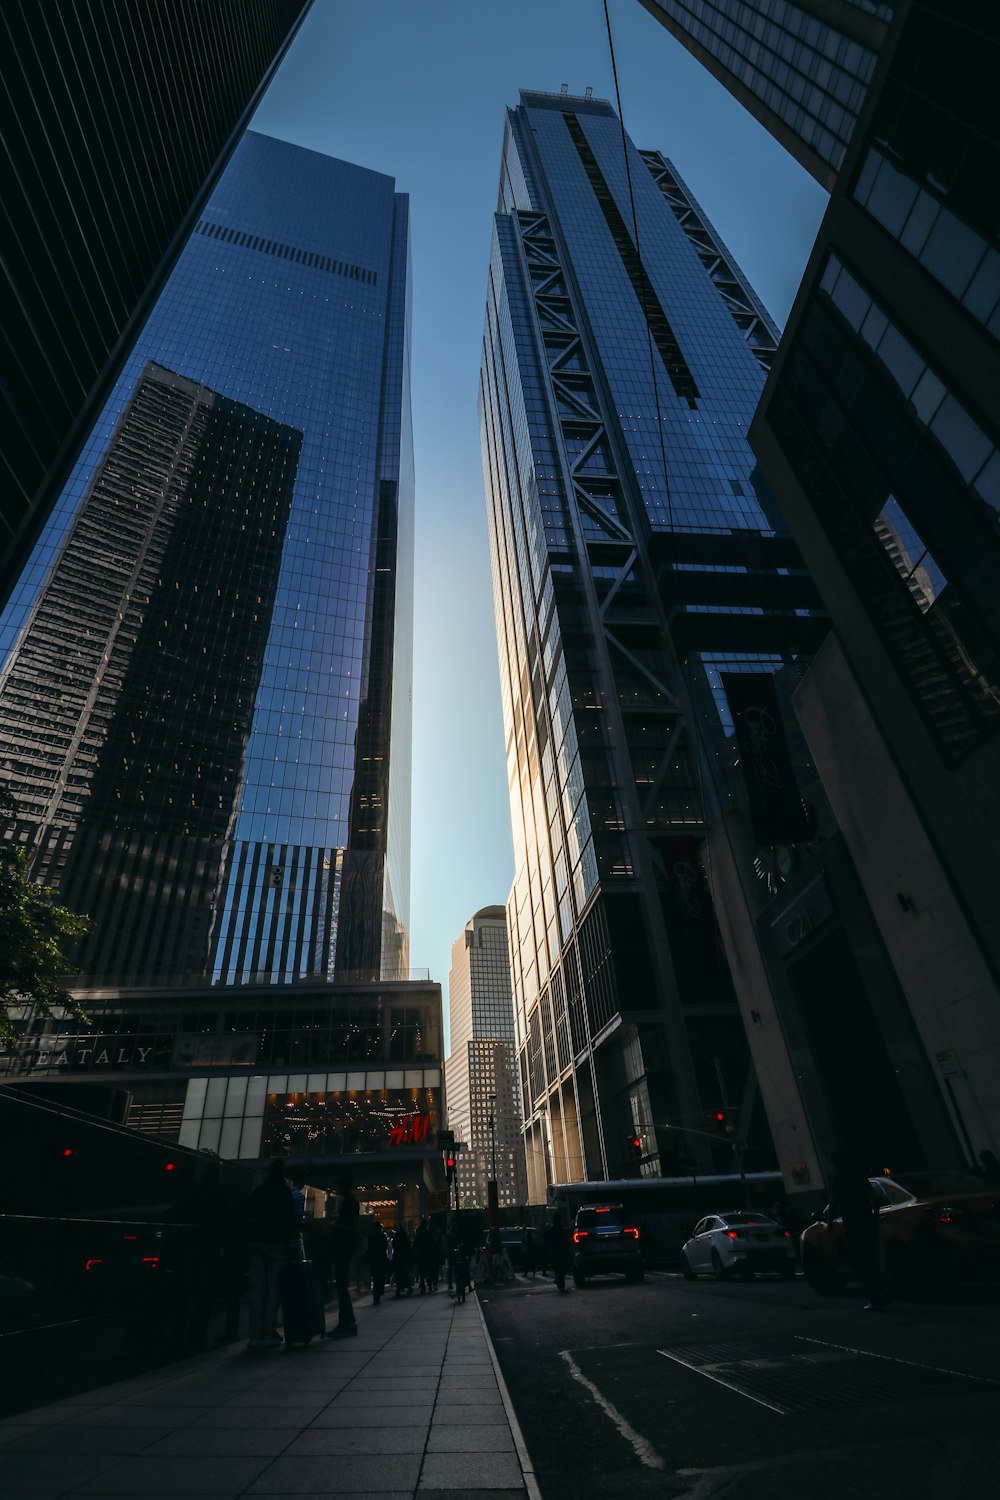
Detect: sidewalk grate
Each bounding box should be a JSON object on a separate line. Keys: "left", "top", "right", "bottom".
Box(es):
{"left": 657, "top": 1333, "right": 995, "bottom": 1415}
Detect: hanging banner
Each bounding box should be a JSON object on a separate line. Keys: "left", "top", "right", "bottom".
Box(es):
{"left": 721, "top": 672, "right": 810, "bottom": 846}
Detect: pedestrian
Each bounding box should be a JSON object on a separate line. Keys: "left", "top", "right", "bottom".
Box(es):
{"left": 522, "top": 1228, "right": 538, "bottom": 1279}
{"left": 430, "top": 1222, "right": 445, "bottom": 1289}
{"left": 827, "top": 1149, "right": 888, "bottom": 1309}
{"left": 392, "top": 1224, "right": 414, "bottom": 1297}
{"left": 327, "top": 1172, "right": 360, "bottom": 1338}
{"left": 289, "top": 1172, "right": 307, "bottom": 1222}
{"left": 546, "top": 1219, "right": 571, "bottom": 1293}
{"left": 245, "top": 1159, "right": 297, "bottom": 1350}
{"left": 367, "top": 1219, "right": 388, "bottom": 1305}
{"left": 414, "top": 1217, "right": 436, "bottom": 1293}
{"left": 452, "top": 1235, "right": 471, "bottom": 1303}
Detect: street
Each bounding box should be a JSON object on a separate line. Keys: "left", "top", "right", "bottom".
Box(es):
{"left": 479, "top": 1268, "right": 1000, "bottom": 1500}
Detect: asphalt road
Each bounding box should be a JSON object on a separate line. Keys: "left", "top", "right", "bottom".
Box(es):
{"left": 479, "top": 1267, "right": 1000, "bottom": 1500}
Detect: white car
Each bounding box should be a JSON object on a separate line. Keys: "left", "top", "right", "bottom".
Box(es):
{"left": 681, "top": 1211, "right": 797, "bottom": 1281}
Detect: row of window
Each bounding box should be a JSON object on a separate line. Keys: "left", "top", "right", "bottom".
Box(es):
{"left": 196, "top": 220, "right": 377, "bottom": 285}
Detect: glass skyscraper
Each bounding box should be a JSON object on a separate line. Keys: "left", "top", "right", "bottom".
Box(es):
{"left": 0, "top": 1, "right": 310, "bottom": 606}
{"left": 0, "top": 130, "right": 413, "bottom": 990}
{"left": 480, "top": 92, "right": 824, "bottom": 1194}
{"left": 637, "top": 0, "right": 892, "bottom": 188}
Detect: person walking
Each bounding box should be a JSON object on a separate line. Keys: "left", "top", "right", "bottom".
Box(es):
{"left": 245, "top": 1159, "right": 297, "bottom": 1349}
{"left": 451, "top": 1233, "right": 471, "bottom": 1304}
{"left": 392, "top": 1224, "right": 414, "bottom": 1297}
{"left": 546, "top": 1219, "right": 571, "bottom": 1293}
{"left": 414, "top": 1217, "right": 436, "bottom": 1294}
{"left": 827, "top": 1149, "right": 888, "bottom": 1309}
{"left": 327, "top": 1172, "right": 360, "bottom": 1338}
{"left": 367, "top": 1219, "right": 388, "bottom": 1305}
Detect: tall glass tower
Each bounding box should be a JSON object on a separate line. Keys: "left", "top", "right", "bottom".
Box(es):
{"left": 480, "top": 92, "right": 825, "bottom": 1194}
{"left": 0, "top": 131, "right": 413, "bottom": 990}
{"left": 445, "top": 906, "right": 527, "bottom": 1209}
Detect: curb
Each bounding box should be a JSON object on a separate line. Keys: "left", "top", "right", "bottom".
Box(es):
{"left": 474, "top": 1289, "right": 543, "bottom": 1500}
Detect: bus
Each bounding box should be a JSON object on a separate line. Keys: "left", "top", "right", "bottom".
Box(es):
{"left": 546, "top": 1173, "right": 784, "bottom": 1262}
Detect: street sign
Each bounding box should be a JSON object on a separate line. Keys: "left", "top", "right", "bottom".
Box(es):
{"left": 437, "top": 1129, "right": 455, "bottom": 1148}
{"left": 936, "top": 1049, "right": 963, "bottom": 1078}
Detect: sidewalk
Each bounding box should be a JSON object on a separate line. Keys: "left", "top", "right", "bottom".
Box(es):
{"left": 0, "top": 1289, "right": 538, "bottom": 1500}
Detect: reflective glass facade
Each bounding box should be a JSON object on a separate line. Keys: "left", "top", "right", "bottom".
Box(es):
{"left": 0, "top": 1, "right": 309, "bottom": 605}
{"left": 0, "top": 131, "right": 413, "bottom": 987}
{"left": 481, "top": 93, "right": 823, "bottom": 1192}
{"left": 758, "top": 3, "right": 1000, "bottom": 765}
{"left": 637, "top": 0, "right": 891, "bottom": 187}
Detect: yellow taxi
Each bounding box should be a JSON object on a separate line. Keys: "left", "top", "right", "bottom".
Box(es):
{"left": 800, "top": 1169, "right": 1000, "bottom": 1293}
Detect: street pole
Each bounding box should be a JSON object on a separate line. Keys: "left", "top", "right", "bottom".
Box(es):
{"left": 660, "top": 1123, "right": 752, "bottom": 1209}
{"left": 713, "top": 1056, "right": 751, "bottom": 1210}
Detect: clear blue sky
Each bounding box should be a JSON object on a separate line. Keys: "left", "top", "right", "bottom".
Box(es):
{"left": 252, "top": 0, "right": 827, "bottom": 1041}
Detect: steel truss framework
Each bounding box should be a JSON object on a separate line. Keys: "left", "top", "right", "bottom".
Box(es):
{"left": 516, "top": 207, "right": 700, "bottom": 845}
{"left": 508, "top": 208, "right": 742, "bottom": 1177}
{"left": 640, "top": 151, "right": 780, "bottom": 373}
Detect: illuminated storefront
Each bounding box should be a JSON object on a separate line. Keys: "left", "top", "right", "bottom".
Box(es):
{"left": 2, "top": 979, "right": 445, "bottom": 1216}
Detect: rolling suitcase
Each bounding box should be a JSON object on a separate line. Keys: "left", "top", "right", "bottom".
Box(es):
{"left": 280, "top": 1256, "right": 326, "bottom": 1347}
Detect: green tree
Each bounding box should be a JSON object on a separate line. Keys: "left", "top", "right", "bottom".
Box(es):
{"left": 0, "top": 787, "right": 91, "bottom": 1046}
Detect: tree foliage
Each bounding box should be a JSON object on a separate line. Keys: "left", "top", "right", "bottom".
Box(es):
{"left": 0, "top": 787, "right": 91, "bottom": 1045}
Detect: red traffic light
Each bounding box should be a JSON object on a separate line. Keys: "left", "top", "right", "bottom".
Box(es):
{"left": 714, "top": 1112, "right": 726, "bottom": 1122}
{"left": 446, "top": 1154, "right": 455, "bottom": 1170}
{"left": 62, "top": 1147, "right": 74, "bottom": 1157}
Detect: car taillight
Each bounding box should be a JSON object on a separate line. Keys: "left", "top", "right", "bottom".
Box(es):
{"left": 927, "top": 1206, "right": 968, "bottom": 1226}
{"left": 624, "top": 1227, "right": 639, "bottom": 1239}
{"left": 573, "top": 1230, "right": 589, "bottom": 1243}
{"left": 725, "top": 1230, "right": 741, "bottom": 1239}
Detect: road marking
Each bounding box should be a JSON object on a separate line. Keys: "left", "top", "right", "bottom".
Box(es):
{"left": 558, "top": 1349, "right": 665, "bottom": 1469}
{"left": 793, "top": 1334, "right": 995, "bottom": 1384}
{"left": 656, "top": 1348, "right": 790, "bottom": 1415}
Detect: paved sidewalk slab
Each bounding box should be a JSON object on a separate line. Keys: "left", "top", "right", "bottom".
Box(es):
{"left": 0, "top": 1291, "right": 534, "bottom": 1499}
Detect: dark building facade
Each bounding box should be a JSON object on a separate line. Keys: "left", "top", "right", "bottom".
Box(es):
{"left": 0, "top": 131, "right": 414, "bottom": 992}
{"left": 637, "top": 0, "right": 892, "bottom": 188}
{"left": 0, "top": 363, "right": 301, "bottom": 980}
{"left": 480, "top": 92, "right": 827, "bottom": 1196}
{"left": 0, "top": 0, "right": 310, "bottom": 607}
{"left": 744, "top": 1, "right": 1000, "bottom": 1165}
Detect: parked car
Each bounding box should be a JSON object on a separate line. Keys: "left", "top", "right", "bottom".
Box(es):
{"left": 572, "top": 1204, "right": 644, "bottom": 1286}
{"left": 498, "top": 1226, "right": 542, "bottom": 1271}
{"left": 800, "top": 1170, "right": 1000, "bottom": 1294}
{"left": 681, "top": 1211, "right": 797, "bottom": 1281}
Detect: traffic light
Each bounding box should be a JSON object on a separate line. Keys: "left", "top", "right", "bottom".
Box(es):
{"left": 708, "top": 1109, "right": 733, "bottom": 1137}
{"left": 445, "top": 1152, "right": 456, "bottom": 1185}
{"left": 627, "top": 1134, "right": 643, "bottom": 1161}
